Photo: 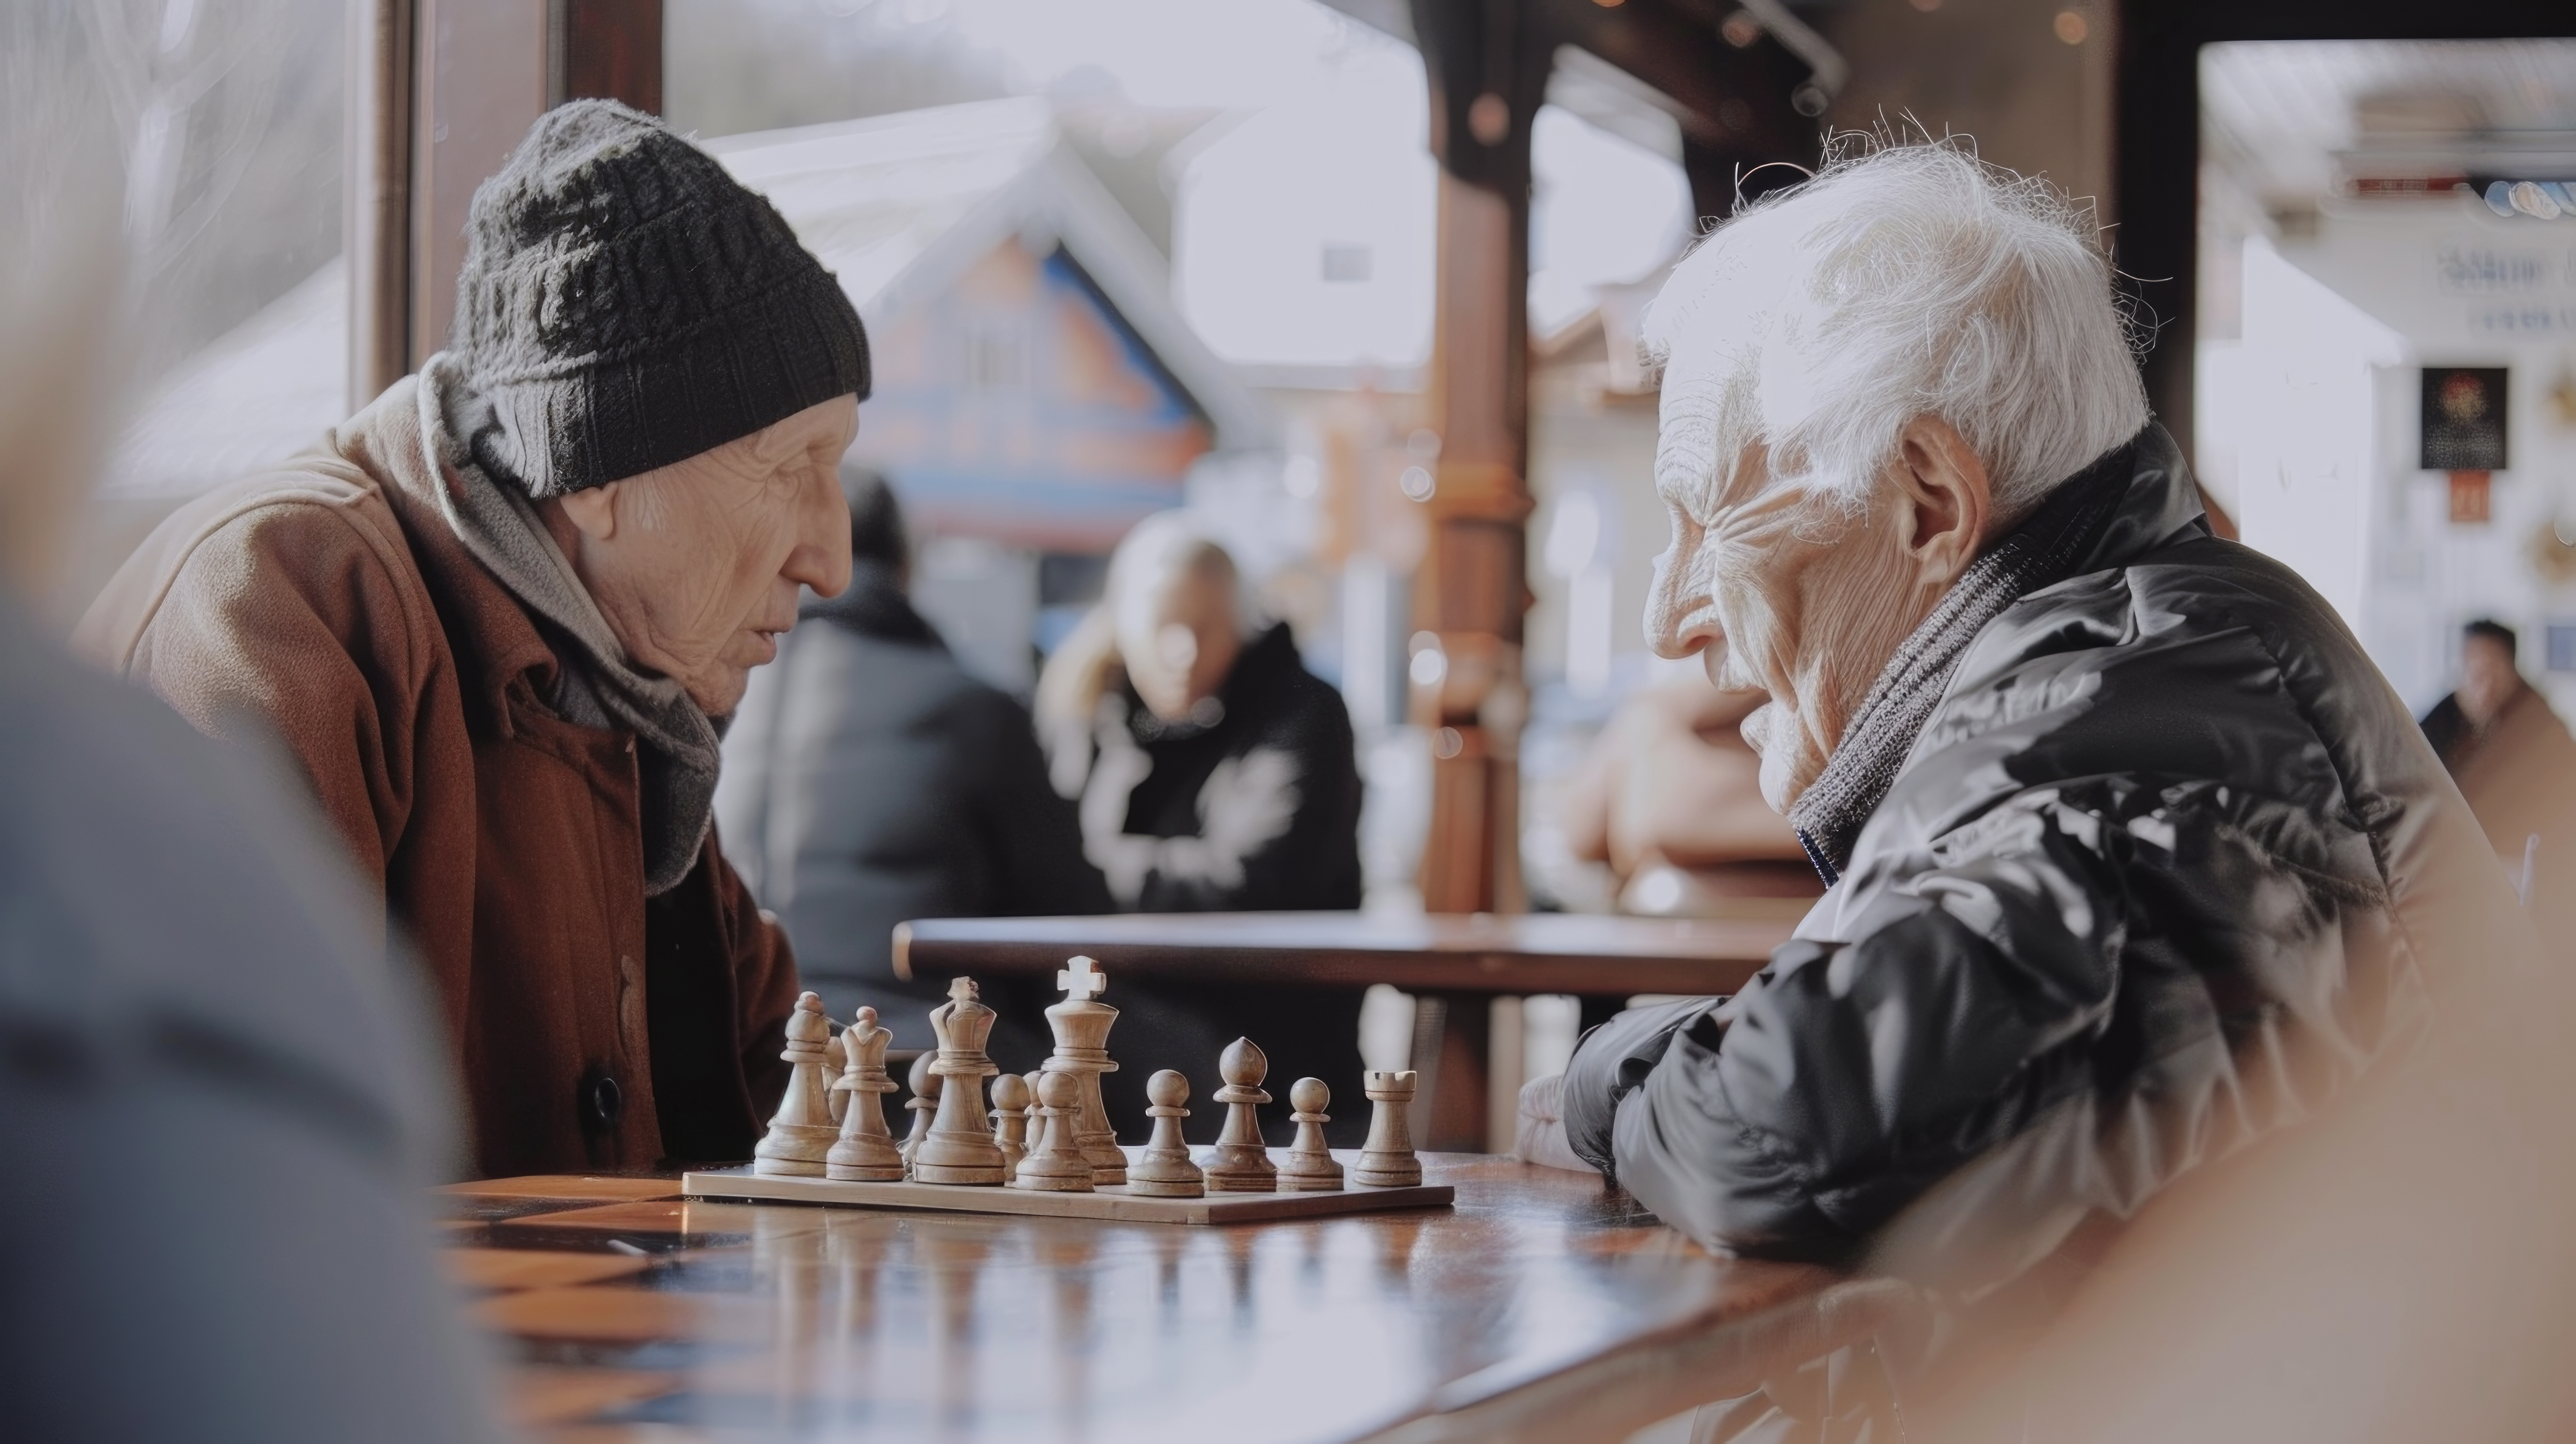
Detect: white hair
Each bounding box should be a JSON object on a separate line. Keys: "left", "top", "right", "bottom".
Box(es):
{"left": 1643, "top": 137, "right": 2148, "bottom": 528}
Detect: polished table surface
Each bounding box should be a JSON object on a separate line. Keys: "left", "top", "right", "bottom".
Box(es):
{"left": 892, "top": 909, "right": 1805, "bottom": 997}
{"left": 443, "top": 1156, "right": 1873, "bottom": 1444}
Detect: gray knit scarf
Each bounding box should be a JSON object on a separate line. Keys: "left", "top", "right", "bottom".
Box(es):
{"left": 419, "top": 355, "right": 722, "bottom": 895}
{"left": 1788, "top": 437, "right": 2141, "bottom": 885}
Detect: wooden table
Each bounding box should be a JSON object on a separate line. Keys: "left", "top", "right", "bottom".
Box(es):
{"left": 443, "top": 1158, "right": 1892, "bottom": 1444}
{"left": 893, "top": 910, "right": 1803, "bottom": 1153}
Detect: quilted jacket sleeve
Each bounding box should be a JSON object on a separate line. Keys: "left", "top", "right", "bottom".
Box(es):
{"left": 1571, "top": 792, "right": 2131, "bottom": 1259}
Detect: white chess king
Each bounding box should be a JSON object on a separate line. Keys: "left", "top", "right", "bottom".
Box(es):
{"left": 1043, "top": 955, "right": 1126, "bottom": 1186}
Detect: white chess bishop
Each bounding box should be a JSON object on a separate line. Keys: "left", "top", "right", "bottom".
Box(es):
{"left": 753, "top": 993, "right": 838, "bottom": 1177}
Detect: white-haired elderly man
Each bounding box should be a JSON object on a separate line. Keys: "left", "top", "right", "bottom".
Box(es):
{"left": 1551, "top": 142, "right": 2515, "bottom": 1330}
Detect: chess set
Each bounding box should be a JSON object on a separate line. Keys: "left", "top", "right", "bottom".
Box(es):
{"left": 683, "top": 957, "right": 1453, "bottom": 1224}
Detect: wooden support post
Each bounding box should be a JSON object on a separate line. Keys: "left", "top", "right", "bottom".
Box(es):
{"left": 555, "top": 0, "right": 662, "bottom": 113}
{"left": 1407, "top": 0, "right": 1544, "bottom": 917}
{"left": 347, "top": 0, "right": 416, "bottom": 410}
{"left": 346, "top": 0, "right": 661, "bottom": 401}
{"left": 410, "top": 0, "right": 549, "bottom": 370}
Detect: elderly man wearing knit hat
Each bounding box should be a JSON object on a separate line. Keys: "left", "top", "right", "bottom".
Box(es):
{"left": 80, "top": 102, "right": 868, "bottom": 1178}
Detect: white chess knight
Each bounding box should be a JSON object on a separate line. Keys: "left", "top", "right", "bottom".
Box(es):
{"left": 1043, "top": 955, "right": 1126, "bottom": 1186}
{"left": 912, "top": 977, "right": 1008, "bottom": 1185}
{"left": 754, "top": 992, "right": 839, "bottom": 1176}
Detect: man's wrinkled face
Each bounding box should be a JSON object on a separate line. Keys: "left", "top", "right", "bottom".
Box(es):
{"left": 1645, "top": 444, "right": 1936, "bottom": 813}
{"left": 549, "top": 396, "right": 857, "bottom": 716}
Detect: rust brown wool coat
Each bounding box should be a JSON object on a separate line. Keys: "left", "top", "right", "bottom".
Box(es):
{"left": 77, "top": 376, "right": 798, "bottom": 1178}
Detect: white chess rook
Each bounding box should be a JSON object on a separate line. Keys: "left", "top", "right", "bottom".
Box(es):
{"left": 1201, "top": 1037, "right": 1278, "bottom": 1193}
{"left": 1043, "top": 954, "right": 1126, "bottom": 1186}
{"left": 753, "top": 992, "right": 839, "bottom": 1177}
{"left": 1126, "top": 1068, "right": 1206, "bottom": 1198}
{"left": 1276, "top": 1077, "right": 1345, "bottom": 1192}
{"left": 899, "top": 1051, "right": 940, "bottom": 1173}
{"left": 826, "top": 1006, "right": 905, "bottom": 1182}
{"left": 1010, "top": 1070, "right": 1096, "bottom": 1192}
{"left": 990, "top": 1073, "right": 1032, "bottom": 1183}
{"left": 1352, "top": 1069, "right": 1422, "bottom": 1188}
{"left": 914, "top": 978, "right": 1008, "bottom": 1185}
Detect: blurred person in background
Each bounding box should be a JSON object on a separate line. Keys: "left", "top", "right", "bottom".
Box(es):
{"left": 718, "top": 471, "right": 1108, "bottom": 1055}
{"left": 1037, "top": 511, "right": 1362, "bottom": 912}
{"left": 1555, "top": 677, "right": 1820, "bottom": 916}
{"left": 0, "top": 129, "right": 502, "bottom": 1444}
{"left": 2420, "top": 618, "right": 2576, "bottom": 939}
{"left": 1525, "top": 139, "right": 2554, "bottom": 1439}
{"left": 1034, "top": 512, "right": 1365, "bottom": 1138}
{"left": 77, "top": 102, "right": 868, "bottom": 1177}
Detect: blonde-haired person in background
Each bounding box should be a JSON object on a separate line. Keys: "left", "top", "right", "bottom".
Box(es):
{"left": 0, "top": 63, "right": 500, "bottom": 1444}
{"left": 1034, "top": 512, "right": 1367, "bottom": 1141}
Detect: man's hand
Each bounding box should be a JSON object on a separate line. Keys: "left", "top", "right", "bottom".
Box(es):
{"left": 1514, "top": 1073, "right": 1599, "bottom": 1175}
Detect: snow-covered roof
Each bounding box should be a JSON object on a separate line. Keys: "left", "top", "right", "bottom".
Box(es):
{"left": 705, "top": 98, "right": 1275, "bottom": 449}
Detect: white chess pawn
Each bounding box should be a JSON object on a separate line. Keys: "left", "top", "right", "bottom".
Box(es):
{"left": 1011, "top": 1070, "right": 1095, "bottom": 1192}
{"left": 899, "top": 1051, "right": 939, "bottom": 1175}
{"left": 1043, "top": 955, "right": 1126, "bottom": 1186}
{"left": 990, "top": 1073, "right": 1032, "bottom": 1183}
{"left": 826, "top": 1006, "right": 904, "bottom": 1182}
{"left": 1275, "top": 1077, "right": 1345, "bottom": 1192}
{"left": 1126, "top": 1069, "right": 1205, "bottom": 1198}
{"left": 823, "top": 1029, "right": 850, "bottom": 1126}
{"left": 1352, "top": 1069, "right": 1422, "bottom": 1187}
{"left": 1016, "top": 1068, "right": 1047, "bottom": 1155}
{"left": 914, "top": 978, "right": 1008, "bottom": 1185}
{"left": 754, "top": 993, "right": 838, "bottom": 1176}
{"left": 1200, "top": 1037, "right": 1277, "bottom": 1193}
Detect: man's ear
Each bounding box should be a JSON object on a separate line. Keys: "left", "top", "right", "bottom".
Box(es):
{"left": 554, "top": 482, "right": 621, "bottom": 542}
{"left": 1891, "top": 415, "right": 1992, "bottom": 585}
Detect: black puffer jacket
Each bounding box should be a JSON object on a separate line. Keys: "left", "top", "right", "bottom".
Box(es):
{"left": 716, "top": 564, "right": 1110, "bottom": 1035}
{"left": 1078, "top": 622, "right": 1363, "bottom": 912}
{"left": 1564, "top": 426, "right": 2514, "bottom": 1286}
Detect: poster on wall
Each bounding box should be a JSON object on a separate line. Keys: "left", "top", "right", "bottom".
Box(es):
{"left": 2421, "top": 367, "right": 2510, "bottom": 472}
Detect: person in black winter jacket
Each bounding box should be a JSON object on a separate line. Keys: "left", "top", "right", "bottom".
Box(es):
{"left": 716, "top": 474, "right": 1110, "bottom": 1051}
{"left": 1547, "top": 138, "right": 2517, "bottom": 1348}
{"left": 1035, "top": 513, "right": 1366, "bottom": 1138}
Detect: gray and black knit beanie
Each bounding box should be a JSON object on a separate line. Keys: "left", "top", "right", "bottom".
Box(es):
{"left": 449, "top": 100, "right": 871, "bottom": 498}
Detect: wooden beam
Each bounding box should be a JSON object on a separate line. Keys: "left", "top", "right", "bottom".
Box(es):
{"left": 2113, "top": 0, "right": 2576, "bottom": 467}
{"left": 407, "top": 0, "right": 549, "bottom": 370}
{"left": 1406, "top": 0, "right": 1548, "bottom": 916}
{"left": 347, "top": 0, "right": 415, "bottom": 410}
{"left": 1547, "top": 0, "right": 1816, "bottom": 179}
{"left": 349, "top": 0, "right": 659, "bottom": 403}
{"left": 556, "top": 0, "right": 662, "bottom": 113}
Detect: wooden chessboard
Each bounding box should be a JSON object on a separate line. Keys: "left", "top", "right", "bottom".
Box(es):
{"left": 682, "top": 1149, "right": 1452, "bottom": 1224}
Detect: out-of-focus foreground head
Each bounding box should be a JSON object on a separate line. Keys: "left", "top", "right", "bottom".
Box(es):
{"left": 1638, "top": 136, "right": 2147, "bottom": 810}
{"left": 1107, "top": 512, "right": 1252, "bottom": 725}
